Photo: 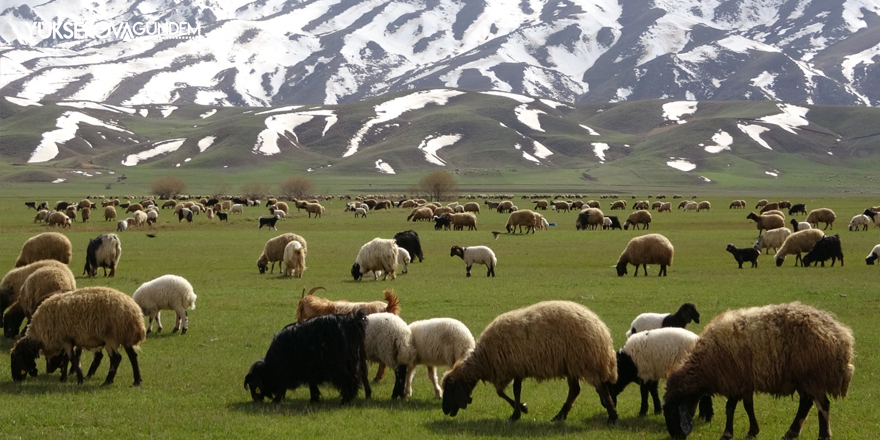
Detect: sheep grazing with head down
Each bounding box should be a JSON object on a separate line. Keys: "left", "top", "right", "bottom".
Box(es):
{"left": 774, "top": 228, "right": 825, "bottom": 266}
{"left": 351, "top": 238, "right": 398, "bottom": 281}
{"left": 441, "top": 301, "right": 618, "bottom": 423}
{"left": 576, "top": 207, "right": 605, "bottom": 230}
{"left": 132, "top": 274, "right": 197, "bottom": 334}
{"left": 865, "top": 244, "right": 880, "bottom": 265}
{"left": 807, "top": 208, "right": 837, "bottom": 230}
{"left": 791, "top": 218, "right": 812, "bottom": 232}
{"left": 1, "top": 260, "right": 70, "bottom": 327}
{"left": 10, "top": 286, "right": 146, "bottom": 386}
{"left": 663, "top": 302, "right": 854, "bottom": 440}
{"left": 244, "top": 310, "right": 371, "bottom": 404}
{"left": 83, "top": 233, "right": 122, "bottom": 278}
{"left": 623, "top": 210, "right": 652, "bottom": 230}
{"left": 505, "top": 209, "right": 539, "bottom": 233}
{"left": 394, "top": 230, "right": 424, "bottom": 263}
{"left": 625, "top": 303, "right": 700, "bottom": 338}
{"left": 13, "top": 232, "right": 73, "bottom": 268}
{"left": 406, "top": 317, "right": 475, "bottom": 398}
{"left": 450, "top": 245, "right": 496, "bottom": 277}
{"left": 610, "top": 328, "right": 711, "bottom": 419}
{"left": 396, "top": 247, "right": 411, "bottom": 274}
{"left": 3, "top": 264, "right": 76, "bottom": 338}
{"left": 282, "top": 240, "right": 306, "bottom": 278}
{"left": 257, "top": 233, "right": 308, "bottom": 274}
{"left": 616, "top": 233, "right": 674, "bottom": 277}
{"left": 802, "top": 234, "right": 844, "bottom": 267}
{"left": 755, "top": 227, "right": 791, "bottom": 255}
{"left": 848, "top": 214, "right": 869, "bottom": 231}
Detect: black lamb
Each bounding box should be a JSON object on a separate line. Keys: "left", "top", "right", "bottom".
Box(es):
{"left": 788, "top": 203, "right": 807, "bottom": 215}
{"left": 603, "top": 216, "right": 622, "bottom": 230}
{"left": 393, "top": 230, "right": 423, "bottom": 262}
{"left": 244, "top": 311, "right": 371, "bottom": 404}
{"left": 433, "top": 216, "right": 451, "bottom": 231}
{"left": 726, "top": 243, "right": 759, "bottom": 268}
{"left": 802, "top": 234, "right": 844, "bottom": 267}
{"left": 258, "top": 216, "right": 280, "bottom": 230}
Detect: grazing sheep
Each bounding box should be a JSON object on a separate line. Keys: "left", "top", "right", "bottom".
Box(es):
{"left": 848, "top": 214, "right": 869, "bottom": 231}
{"left": 759, "top": 202, "right": 779, "bottom": 213}
{"left": 282, "top": 240, "right": 306, "bottom": 278}
{"left": 13, "top": 232, "right": 73, "bottom": 268}
{"left": 296, "top": 288, "right": 401, "bottom": 323}
{"left": 696, "top": 201, "right": 711, "bottom": 212}
{"left": 145, "top": 209, "right": 158, "bottom": 225}
{"left": 407, "top": 207, "right": 433, "bottom": 222}
{"left": 229, "top": 203, "right": 244, "bottom": 215}
{"left": 104, "top": 206, "right": 117, "bottom": 222}
{"left": 258, "top": 215, "right": 280, "bottom": 230}
{"left": 273, "top": 209, "right": 286, "bottom": 220}
{"left": 205, "top": 208, "right": 214, "bottom": 220}
{"left": 126, "top": 203, "right": 144, "bottom": 213}
{"left": 762, "top": 209, "right": 786, "bottom": 219}
{"left": 616, "top": 234, "right": 674, "bottom": 277}
{"left": 551, "top": 201, "right": 570, "bottom": 212}
{"left": 177, "top": 208, "right": 193, "bottom": 223}
{"left": 441, "top": 301, "right": 618, "bottom": 423}
{"left": 10, "top": 286, "right": 146, "bottom": 386}
{"left": 755, "top": 227, "right": 791, "bottom": 254}
{"left": 406, "top": 318, "right": 475, "bottom": 398}
{"left": 132, "top": 275, "right": 197, "bottom": 334}
{"left": 351, "top": 238, "right": 398, "bottom": 281}
{"left": 257, "top": 233, "right": 308, "bottom": 274}
{"left": 754, "top": 199, "right": 768, "bottom": 209}
{"left": 217, "top": 212, "right": 228, "bottom": 222}
{"left": 611, "top": 328, "right": 708, "bottom": 418}
{"left": 789, "top": 203, "right": 807, "bottom": 215}
{"left": 81, "top": 207, "right": 91, "bottom": 222}
{"left": 116, "top": 219, "right": 128, "bottom": 232}
{"left": 83, "top": 233, "right": 122, "bottom": 277}
{"left": 46, "top": 212, "right": 71, "bottom": 228}
{"left": 726, "top": 243, "right": 759, "bottom": 268}
{"left": 447, "top": 212, "right": 478, "bottom": 231}
{"left": 364, "top": 313, "right": 416, "bottom": 398}
{"left": 396, "top": 247, "right": 411, "bottom": 274}
{"left": 463, "top": 202, "right": 480, "bottom": 214}
{"left": 3, "top": 264, "right": 76, "bottom": 338}
{"left": 603, "top": 216, "right": 622, "bottom": 230}
{"left": 657, "top": 202, "right": 672, "bottom": 213}
{"left": 729, "top": 200, "right": 744, "bottom": 209}
{"left": 33, "top": 209, "right": 49, "bottom": 223}
{"left": 162, "top": 200, "right": 177, "bottom": 209}
{"left": 532, "top": 200, "right": 549, "bottom": 210}
{"left": 244, "top": 311, "right": 371, "bottom": 404}
{"left": 354, "top": 207, "right": 367, "bottom": 218}
{"left": 65, "top": 205, "right": 77, "bottom": 222}
{"left": 505, "top": 209, "right": 539, "bottom": 234}
{"left": 663, "top": 303, "right": 854, "bottom": 440}
{"left": 394, "top": 230, "right": 424, "bottom": 263}
{"left": 802, "top": 234, "right": 844, "bottom": 267}
{"left": 746, "top": 212, "right": 785, "bottom": 236}
{"left": 625, "top": 303, "right": 700, "bottom": 338}
{"left": 433, "top": 215, "right": 451, "bottom": 231}
{"left": 576, "top": 208, "right": 605, "bottom": 230}
{"left": 623, "top": 210, "right": 652, "bottom": 230}
{"left": 450, "top": 245, "right": 496, "bottom": 277}
{"left": 131, "top": 210, "right": 147, "bottom": 226}
{"left": 774, "top": 228, "right": 826, "bottom": 266}
{"left": 865, "top": 244, "right": 880, "bottom": 265}
{"left": 610, "top": 200, "right": 627, "bottom": 210}
{"left": 682, "top": 201, "right": 698, "bottom": 212}
{"left": 496, "top": 201, "right": 515, "bottom": 213}
{"left": 1, "top": 260, "right": 71, "bottom": 325}
{"left": 807, "top": 208, "right": 836, "bottom": 230}
{"left": 791, "top": 218, "right": 812, "bottom": 232}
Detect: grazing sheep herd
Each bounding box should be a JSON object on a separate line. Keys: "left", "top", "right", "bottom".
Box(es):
{"left": 5, "top": 193, "right": 873, "bottom": 438}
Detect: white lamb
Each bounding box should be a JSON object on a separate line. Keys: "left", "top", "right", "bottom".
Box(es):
{"left": 364, "top": 313, "right": 417, "bottom": 399}
{"left": 274, "top": 209, "right": 286, "bottom": 220}
{"left": 283, "top": 240, "right": 306, "bottom": 278}
{"left": 131, "top": 274, "right": 197, "bottom": 334}
{"left": 848, "top": 214, "right": 870, "bottom": 231}
{"left": 406, "top": 317, "right": 475, "bottom": 398}
{"left": 230, "top": 204, "right": 244, "bottom": 214}
{"left": 397, "top": 247, "right": 411, "bottom": 274}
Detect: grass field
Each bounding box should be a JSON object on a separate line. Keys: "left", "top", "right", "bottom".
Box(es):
{"left": 0, "top": 193, "right": 876, "bottom": 439}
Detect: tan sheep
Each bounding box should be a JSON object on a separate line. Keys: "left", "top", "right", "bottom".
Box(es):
{"left": 774, "top": 228, "right": 825, "bottom": 266}
{"left": 162, "top": 200, "right": 177, "bottom": 209}
{"left": 299, "top": 201, "right": 325, "bottom": 218}
{"left": 46, "top": 212, "right": 71, "bottom": 228}
{"left": 755, "top": 199, "right": 769, "bottom": 208}
{"left": 463, "top": 202, "right": 480, "bottom": 214}
{"left": 126, "top": 203, "right": 144, "bottom": 213}
{"left": 729, "top": 200, "right": 744, "bottom": 209}
{"left": 257, "top": 233, "right": 308, "bottom": 274}
{"left": 755, "top": 227, "right": 791, "bottom": 254}
{"left": 496, "top": 201, "right": 515, "bottom": 213}
{"left": 77, "top": 199, "right": 91, "bottom": 211}
{"left": 282, "top": 240, "right": 306, "bottom": 278}
{"left": 10, "top": 286, "right": 146, "bottom": 385}
{"left": 663, "top": 302, "right": 853, "bottom": 440}
{"left": 433, "top": 206, "right": 455, "bottom": 217}
{"left": 447, "top": 212, "right": 477, "bottom": 231}
{"left": 505, "top": 209, "right": 539, "bottom": 233}
{"left": 104, "top": 206, "right": 117, "bottom": 222}
{"left": 33, "top": 210, "right": 49, "bottom": 223}
{"left": 762, "top": 209, "right": 786, "bottom": 219}
{"left": 441, "top": 301, "right": 618, "bottom": 423}
{"left": 658, "top": 202, "right": 672, "bottom": 213}
{"left": 616, "top": 233, "right": 674, "bottom": 277}
{"left": 696, "top": 201, "right": 711, "bottom": 212}
{"left": 3, "top": 264, "right": 76, "bottom": 338}
{"left": 746, "top": 212, "right": 785, "bottom": 236}
{"left": 532, "top": 200, "right": 549, "bottom": 210}
{"left": 624, "top": 210, "right": 652, "bottom": 230}
{"left": 610, "top": 200, "right": 627, "bottom": 210}
{"left": 576, "top": 207, "right": 605, "bottom": 230}
{"left": 807, "top": 208, "right": 837, "bottom": 230}
{"left": 2, "top": 260, "right": 72, "bottom": 321}
{"left": 407, "top": 207, "right": 433, "bottom": 222}
{"left": 13, "top": 232, "right": 72, "bottom": 268}
{"left": 682, "top": 201, "right": 698, "bottom": 212}
{"left": 551, "top": 201, "right": 571, "bottom": 212}
{"left": 81, "top": 207, "right": 91, "bottom": 222}
{"left": 759, "top": 202, "right": 779, "bottom": 213}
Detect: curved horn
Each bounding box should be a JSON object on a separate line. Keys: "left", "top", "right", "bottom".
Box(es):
{"left": 307, "top": 286, "right": 327, "bottom": 296}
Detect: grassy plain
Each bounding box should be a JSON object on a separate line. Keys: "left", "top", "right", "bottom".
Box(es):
{"left": 0, "top": 193, "right": 877, "bottom": 439}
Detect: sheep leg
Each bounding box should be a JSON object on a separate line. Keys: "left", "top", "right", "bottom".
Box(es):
{"left": 642, "top": 264, "right": 649, "bottom": 276}
{"left": 391, "top": 364, "right": 407, "bottom": 399}
{"left": 103, "top": 349, "right": 123, "bottom": 386}
{"left": 154, "top": 311, "right": 163, "bottom": 332}
{"left": 86, "top": 350, "right": 104, "bottom": 379}
{"left": 466, "top": 264, "right": 472, "bottom": 277}
{"left": 640, "top": 380, "right": 661, "bottom": 415}
{"left": 783, "top": 392, "right": 814, "bottom": 439}
{"left": 659, "top": 264, "right": 667, "bottom": 276}
{"left": 551, "top": 377, "right": 580, "bottom": 422}
{"left": 487, "top": 264, "right": 495, "bottom": 277}
{"left": 372, "top": 363, "right": 386, "bottom": 382}
{"left": 595, "top": 382, "right": 618, "bottom": 425}
{"left": 308, "top": 382, "right": 322, "bottom": 402}
{"left": 498, "top": 378, "right": 528, "bottom": 421}
{"left": 427, "top": 366, "right": 441, "bottom": 398}
{"left": 70, "top": 348, "right": 86, "bottom": 384}
{"left": 815, "top": 394, "right": 832, "bottom": 440}
{"left": 360, "top": 355, "right": 372, "bottom": 400}
{"left": 404, "top": 365, "right": 416, "bottom": 398}
{"left": 722, "top": 397, "right": 740, "bottom": 440}
{"left": 698, "top": 395, "right": 714, "bottom": 422}
{"left": 58, "top": 351, "right": 71, "bottom": 382}
{"left": 173, "top": 307, "right": 186, "bottom": 333}
{"left": 743, "top": 393, "right": 760, "bottom": 438}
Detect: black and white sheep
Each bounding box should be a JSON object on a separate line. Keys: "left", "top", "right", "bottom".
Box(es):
{"left": 603, "top": 216, "right": 622, "bottom": 230}
{"left": 663, "top": 302, "right": 854, "bottom": 440}
{"left": 13, "top": 232, "right": 73, "bottom": 268}
{"left": 450, "top": 245, "right": 496, "bottom": 277}
{"left": 865, "top": 244, "right": 880, "bottom": 265}
{"left": 351, "top": 238, "right": 398, "bottom": 281}
{"left": 616, "top": 233, "right": 674, "bottom": 277}
{"left": 394, "top": 230, "right": 424, "bottom": 263}
{"left": 10, "top": 286, "right": 146, "bottom": 385}
{"left": 802, "top": 234, "right": 844, "bottom": 267}
{"left": 258, "top": 215, "right": 280, "bottom": 230}
{"left": 441, "top": 301, "right": 618, "bottom": 423}
{"left": 726, "top": 243, "right": 759, "bottom": 268}
{"left": 433, "top": 215, "right": 451, "bottom": 230}
{"left": 243, "top": 311, "right": 371, "bottom": 404}
{"left": 132, "top": 274, "right": 197, "bottom": 334}
{"left": 848, "top": 214, "right": 869, "bottom": 231}
{"left": 625, "top": 302, "right": 700, "bottom": 338}
{"left": 83, "top": 233, "right": 122, "bottom": 278}
{"left": 791, "top": 218, "right": 812, "bottom": 232}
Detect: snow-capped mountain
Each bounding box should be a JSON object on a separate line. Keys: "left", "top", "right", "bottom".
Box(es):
{"left": 1, "top": 0, "right": 879, "bottom": 106}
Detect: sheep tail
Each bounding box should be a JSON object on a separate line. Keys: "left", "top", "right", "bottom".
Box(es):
{"left": 383, "top": 289, "right": 401, "bottom": 315}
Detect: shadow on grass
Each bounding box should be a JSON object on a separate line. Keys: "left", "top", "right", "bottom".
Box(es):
{"left": 227, "top": 395, "right": 441, "bottom": 415}
{"left": 0, "top": 374, "right": 130, "bottom": 396}
{"left": 424, "top": 412, "right": 672, "bottom": 438}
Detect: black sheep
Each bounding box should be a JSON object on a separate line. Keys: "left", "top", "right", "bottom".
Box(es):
{"left": 726, "top": 243, "right": 759, "bottom": 268}
{"left": 788, "top": 203, "right": 807, "bottom": 215}
{"left": 258, "top": 216, "right": 280, "bottom": 230}
{"left": 603, "top": 216, "right": 622, "bottom": 230}
{"left": 244, "top": 311, "right": 371, "bottom": 404}
{"left": 24, "top": 201, "right": 36, "bottom": 210}
{"left": 434, "top": 216, "right": 451, "bottom": 231}
{"left": 217, "top": 212, "right": 228, "bottom": 222}
{"left": 802, "top": 234, "right": 844, "bottom": 267}
{"left": 393, "top": 230, "right": 423, "bottom": 262}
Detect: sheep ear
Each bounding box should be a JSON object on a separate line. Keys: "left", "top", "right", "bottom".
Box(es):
{"left": 678, "top": 404, "right": 693, "bottom": 436}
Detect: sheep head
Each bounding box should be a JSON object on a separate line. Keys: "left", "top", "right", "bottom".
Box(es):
{"left": 679, "top": 303, "right": 700, "bottom": 324}
{"left": 615, "top": 261, "right": 628, "bottom": 277}
{"left": 257, "top": 261, "right": 268, "bottom": 274}
{"left": 450, "top": 246, "right": 465, "bottom": 259}
{"left": 9, "top": 337, "right": 40, "bottom": 381}
{"left": 351, "top": 263, "right": 363, "bottom": 281}
{"left": 440, "top": 374, "right": 474, "bottom": 417}
{"left": 663, "top": 395, "right": 702, "bottom": 439}
{"left": 244, "top": 359, "right": 275, "bottom": 402}
{"left": 867, "top": 252, "right": 878, "bottom": 265}
{"left": 3, "top": 307, "right": 24, "bottom": 338}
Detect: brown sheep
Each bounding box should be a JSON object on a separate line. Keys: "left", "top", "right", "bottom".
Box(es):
{"left": 746, "top": 212, "right": 785, "bottom": 236}
{"left": 576, "top": 208, "right": 605, "bottom": 230}
{"left": 610, "top": 200, "right": 627, "bottom": 210}
{"left": 257, "top": 233, "right": 308, "bottom": 274}
{"left": 104, "top": 206, "right": 117, "bottom": 222}
{"left": 696, "top": 201, "right": 711, "bottom": 212}
{"left": 759, "top": 202, "right": 779, "bottom": 213}
{"left": 658, "top": 202, "right": 672, "bottom": 213}
{"left": 616, "top": 233, "right": 674, "bottom": 277}
{"left": 806, "top": 208, "right": 837, "bottom": 230}
{"left": 506, "top": 209, "right": 539, "bottom": 233}
{"left": 624, "top": 210, "right": 652, "bottom": 230}
{"left": 755, "top": 199, "right": 768, "bottom": 209}
{"left": 46, "top": 212, "right": 71, "bottom": 228}
{"left": 13, "top": 232, "right": 72, "bottom": 268}
{"left": 407, "top": 207, "right": 433, "bottom": 222}
{"left": 463, "top": 202, "right": 480, "bottom": 214}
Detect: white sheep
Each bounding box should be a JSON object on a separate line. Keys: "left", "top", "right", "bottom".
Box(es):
{"left": 354, "top": 207, "right": 368, "bottom": 218}
{"left": 230, "top": 203, "right": 244, "bottom": 214}
{"left": 274, "top": 209, "right": 286, "bottom": 220}
{"left": 116, "top": 219, "right": 128, "bottom": 232}
{"left": 351, "top": 238, "right": 398, "bottom": 281}
{"left": 755, "top": 227, "right": 792, "bottom": 254}
{"left": 449, "top": 245, "right": 496, "bottom": 277}
{"left": 282, "top": 240, "right": 306, "bottom": 278}
{"left": 364, "top": 312, "right": 417, "bottom": 399}
{"left": 790, "top": 218, "right": 812, "bottom": 232}
{"left": 848, "top": 214, "right": 869, "bottom": 231}
{"left": 258, "top": 233, "right": 308, "bottom": 274}
{"left": 866, "top": 244, "right": 880, "bottom": 265}
{"left": 625, "top": 302, "right": 700, "bottom": 338}
{"left": 406, "top": 317, "right": 475, "bottom": 398}
{"left": 611, "top": 328, "right": 703, "bottom": 417}
{"left": 397, "top": 247, "right": 411, "bottom": 274}
{"left": 132, "top": 274, "right": 197, "bottom": 334}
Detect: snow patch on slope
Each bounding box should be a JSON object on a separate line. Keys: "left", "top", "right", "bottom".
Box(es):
{"left": 375, "top": 159, "right": 395, "bottom": 174}
{"left": 122, "top": 139, "right": 186, "bottom": 166}
{"left": 592, "top": 143, "right": 610, "bottom": 163}
{"left": 738, "top": 123, "right": 772, "bottom": 149}
{"left": 28, "top": 111, "right": 132, "bottom": 163}
{"left": 198, "top": 136, "right": 217, "bottom": 152}
{"left": 515, "top": 104, "right": 546, "bottom": 131}
{"left": 418, "top": 134, "right": 462, "bottom": 166}
{"left": 667, "top": 158, "right": 696, "bottom": 171}
{"left": 5, "top": 96, "right": 42, "bottom": 107}
{"left": 662, "top": 101, "right": 697, "bottom": 124}
{"left": 580, "top": 124, "right": 601, "bottom": 136}
{"left": 703, "top": 130, "right": 733, "bottom": 153}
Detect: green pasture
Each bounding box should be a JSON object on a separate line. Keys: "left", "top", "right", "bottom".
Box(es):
{"left": 0, "top": 193, "right": 877, "bottom": 439}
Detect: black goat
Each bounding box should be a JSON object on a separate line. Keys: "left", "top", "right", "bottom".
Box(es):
{"left": 788, "top": 203, "right": 807, "bottom": 215}
{"left": 394, "top": 230, "right": 423, "bottom": 262}
{"left": 433, "top": 216, "right": 451, "bottom": 231}
{"left": 802, "top": 234, "right": 844, "bottom": 267}
{"left": 244, "top": 311, "right": 371, "bottom": 404}
{"left": 726, "top": 243, "right": 759, "bottom": 268}
{"left": 217, "top": 212, "right": 228, "bottom": 222}
{"left": 258, "top": 215, "right": 280, "bottom": 230}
